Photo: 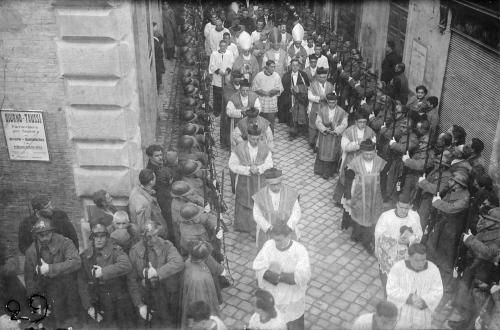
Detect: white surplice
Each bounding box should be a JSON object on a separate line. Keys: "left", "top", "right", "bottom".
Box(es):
{"left": 386, "top": 260, "right": 443, "bottom": 329}
{"left": 253, "top": 240, "right": 311, "bottom": 323}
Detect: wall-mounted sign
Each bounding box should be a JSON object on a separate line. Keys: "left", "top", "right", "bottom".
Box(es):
{"left": 408, "top": 40, "right": 427, "bottom": 90}
{"left": 1, "top": 109, "right": 50, "bottom": 161}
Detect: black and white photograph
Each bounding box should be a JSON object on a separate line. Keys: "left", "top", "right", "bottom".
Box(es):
{"left": 0, "top": 0, "right": 499, "bottom": 329}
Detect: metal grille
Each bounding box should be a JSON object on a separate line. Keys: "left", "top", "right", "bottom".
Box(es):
{"left": 439, "top": 32, "right": 500, "bottom": 168}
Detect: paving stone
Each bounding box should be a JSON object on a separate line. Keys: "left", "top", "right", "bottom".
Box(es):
{"left": 159, "top": 66, "right": 451, "bottom": 329}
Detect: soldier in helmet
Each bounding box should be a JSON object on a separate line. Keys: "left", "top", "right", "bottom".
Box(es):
{"left": 127, "top": 221, "right": 184, "bottom": 328}
{"left": 18, "top": 194, "right": 79, "bottom": 255}
{"left": 24, "top": 216, "right": 81, "bottom": 328}
{"left": 77, "top": 222, "right": 135, "bottom": 328}
{"left": 178, "top": 135, "right": 208, "bottom": 165}
{"left": 427, "top": 170, "right": 471, "bottom": 291}
{"left": 170, "top": 180, "right": 205, "bottom": 249}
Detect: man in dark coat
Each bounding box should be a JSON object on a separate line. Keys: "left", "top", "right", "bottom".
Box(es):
{"left": 427, "top": 171, "right": 471, "bottom": 291}
{"left": 146, "top": 144, "right": 175, "bottom": 243}
{"left": 78, "top": 222, "right": 136, "bottom": 328}
{"left": 387, "top": 62, "right": 408, "bottom": 105}
{"left": 18, "top": 194, "right": 79, "bottom": 255}
{"left": 280, "top": 58, "right": 310, "bottom": 137}
{"left": 153, "top": 22, "right": 165, "bottom": 91}
{"left": 24, "top": 217, "right": 81, "bottom": 328}
{"left": 381, "top": 40, "right": 402, "bottom": 84}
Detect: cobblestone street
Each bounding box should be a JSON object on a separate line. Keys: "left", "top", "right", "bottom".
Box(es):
{"left": 159, "top": 60, "right": 452, "bottom": 330}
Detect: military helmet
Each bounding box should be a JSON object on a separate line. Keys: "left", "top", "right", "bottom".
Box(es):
{"left": 182, "top": 123, "right": 198, "bottom": 136}
{"left": 181, "top": 159, "right": 202, "bottom": 176}
{"left": 184, "top": 84, "right": 195, "bottom": 94}
{"left": 178, "top": 135, "right": 195, "bottom": 150}
{"left": 451, "top": 171, "right": 469, "bottom": 188}
{"left": 180, "top": 203, "right": 202, "bottom": 222}
{"left": 171, "top": 181, "right": 192, "bottom": 197}
{"left": 31, "top": 218, "right": 55, "bottom": 234}
{"left": 90, "top": 222, "right": 109, "bottom": 240}
{"left": 183, "top": 97, "right": 197, "bottom": 107}
{"left": 165, "top": 150, "right": 178, "bottom": 166}
{"left": 180, "top": 110, "right": 197, "bottom": 123}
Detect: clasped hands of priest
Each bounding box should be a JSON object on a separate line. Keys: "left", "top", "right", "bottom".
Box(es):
{"left": 249, "top": 165, "right": 260, "bottom": 175}
{"left": 407, "top": 292, "right": 428, "bottom": 310}
{"left": 263, "top": 261, "right": 295, "bottom": 286}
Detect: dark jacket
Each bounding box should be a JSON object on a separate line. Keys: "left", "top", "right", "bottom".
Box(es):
{"left": 381, "top": 51, "right": 402, "bottom": 83}
{"left": 19, "top": 210, "right": 79, "bottom": 254}
{"left": 388, "top": 71, "right": 408, "bottom": 105}
{"left": 77, "top": 241, "right": 132, "bottom": 309}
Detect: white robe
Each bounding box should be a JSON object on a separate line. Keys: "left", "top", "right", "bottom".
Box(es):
{"left": 253, "top": 240, "right": 311, "bottom": 323}
{"left": 386, "top": 260, "right": 443, "bottom": 329}
{"left": 248, "top": 310, "right": 287, "bottom": 330}
{"left": 374, "top": 209, "right": 423, "bottom": 274}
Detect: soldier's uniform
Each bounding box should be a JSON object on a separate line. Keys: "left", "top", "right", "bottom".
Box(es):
{"left": 77, "top": 226, "right": 136, "bottom": 328}
{"left": 170, "top": 181, "right": 205, "bottom": 249}
{"left": 24, "top": 219, "right": 81, "bottom": 328}
{"left": 127, "top": 235, "right": 184, "bottom": 328}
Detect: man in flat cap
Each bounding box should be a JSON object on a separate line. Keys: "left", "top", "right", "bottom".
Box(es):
{"left": 343, "top": 139, "right": 386, "bottom": 254}
{"left": 229, "top": 124, "right": 274, "bottom": 235}
{"left": 19, "top": 194, "right": 79, "bottom": 254}
{"left": 252, "top": 168, "right": 301, "bottom": 250}
{"left": 314, "top": 93, "right": 348, "bottom": 179}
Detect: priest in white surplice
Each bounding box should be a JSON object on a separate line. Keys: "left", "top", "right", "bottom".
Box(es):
{"left": 253, "top": 223, "right": 311, "bottom": 330}
{"left": 252, "top": 168, "right": 301, "bottom": 250}
{"left": 375, "top": 193, "right": 423, "bottom": 297}
{"left": 386, "top": 243, "right": 443, "bottom": 330}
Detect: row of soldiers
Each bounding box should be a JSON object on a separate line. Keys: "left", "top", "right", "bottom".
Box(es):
{"left": 9, "top": 2, "right": 237, "bottom": 329}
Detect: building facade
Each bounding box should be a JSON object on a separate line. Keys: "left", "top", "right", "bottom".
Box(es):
{"left": 0, "top": 0, "right": 163, "bottom": 252}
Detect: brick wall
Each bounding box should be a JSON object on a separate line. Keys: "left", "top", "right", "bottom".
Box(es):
{"left": 0, "top": 0, "right": 161, "bottom": 258}
{"left": 0, "top": 0, "right": 82, "bottom": 255}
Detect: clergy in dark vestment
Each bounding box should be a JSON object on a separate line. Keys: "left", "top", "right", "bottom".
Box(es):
{"left": 314, "top": 93, "right": 348, "bottom": 179}
{"left": 307, "top": 67, "right": 335, "bottom": 149}
{"left": 333, "top": 111, "right": 376, "bottom": 205}
{"left": 343, "top": 139, "right": 386, "bottom": 254}
{"left": 252, "top": 168, "right": 301, "bottom": 250}
{"left": 228, "top": 125, "right": 274, "bottom": 234}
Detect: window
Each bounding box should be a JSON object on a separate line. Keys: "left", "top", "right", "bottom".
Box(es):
{"left": 450, "top": 0, "right": 500, "bottom": 52}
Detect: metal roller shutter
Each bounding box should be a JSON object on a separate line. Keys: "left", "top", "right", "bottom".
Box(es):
{"left": 439, "top": 32, "right": 500, "bottom": 168}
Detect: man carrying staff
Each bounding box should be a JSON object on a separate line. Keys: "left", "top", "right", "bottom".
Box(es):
{"left": 314, "top": 93, "right": 348, "bottom": 179}
{"left": 253, "top": 168, "right": 301, "bottom": 250}
{"left": 229, "top": 124, "right": 274, "bottom": 236}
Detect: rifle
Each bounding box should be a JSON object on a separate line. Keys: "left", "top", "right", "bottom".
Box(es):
{"left": 143, "top": 234, "right": 152, "bottom": 328}
{"left": 396, "top": 109, "right": 412, "bottom": 192}
{"left": 412, "top": 127, "right": 436, "bottom": 210}
{"left": 422, "top": 149, "right": 445, "bottom": 243}
{"left": 453, "top": 195, "right": 475, "bottom": 279}
{"left": 90, "top": 244, "right": 102, "bottom": 327}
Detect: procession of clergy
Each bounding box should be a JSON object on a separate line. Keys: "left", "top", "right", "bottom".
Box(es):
{"left": 196, "top": 1, "right": 500, "bottom": 329}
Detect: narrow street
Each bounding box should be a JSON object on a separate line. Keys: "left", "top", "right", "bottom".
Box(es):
{"left": 158, "top": 59, "right": 454, "bottom": 330}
